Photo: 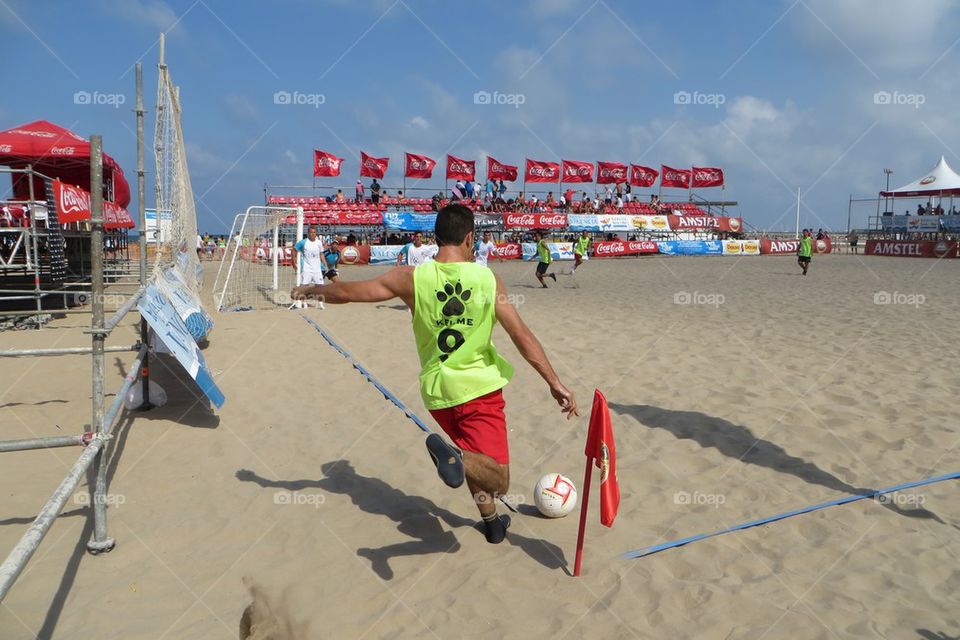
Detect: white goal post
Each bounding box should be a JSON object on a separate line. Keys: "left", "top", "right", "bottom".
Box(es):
{"left": 213, "top": 205, "right": 304, "bottom": 312}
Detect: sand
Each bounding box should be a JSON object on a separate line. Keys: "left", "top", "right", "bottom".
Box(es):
{"left": 1, "top": 253, "right": 958, "bottom": 639}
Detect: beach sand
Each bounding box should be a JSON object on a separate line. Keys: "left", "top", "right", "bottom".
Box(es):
{"left": 1, "top": 254, "right": 958, "bottom": 639}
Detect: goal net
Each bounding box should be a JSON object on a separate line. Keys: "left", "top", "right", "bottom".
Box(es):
{"left": 214, "top": 206, "right": 304, "bottom": 312}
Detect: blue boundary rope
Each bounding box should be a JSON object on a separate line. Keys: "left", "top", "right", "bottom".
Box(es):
{"left": 622, "top": 470, "right": 960, "bottom": 559}
{"left": 300, "top": 314, "right": 432, "bottom": 433}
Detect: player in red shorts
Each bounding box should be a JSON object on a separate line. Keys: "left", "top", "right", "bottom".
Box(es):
{"left": 294, "top": 204, "right": 578, "bottom": 543}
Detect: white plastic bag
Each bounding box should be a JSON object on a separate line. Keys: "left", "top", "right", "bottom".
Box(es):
{"left": 124, "top": 379, "right": 168, "bottom": 410}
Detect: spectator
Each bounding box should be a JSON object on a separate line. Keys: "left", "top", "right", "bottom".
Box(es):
{"left": 625, "top": 182, "right": 632, "bottom": 202}
{"left": 616, "top": 195, "right": 624, "bottom": 212}
{"left": 485, "top": 178, "right": 495, "bottom": 203}
{"left": 917, "top": 203, "right": 925, "bottom": 216}
{"left": 397, "top": 190, "right": 404, "bottom": 201}
{"left": 563, "top": 188, "right": 574, "bottom": 212}
{"left": 464, "top": 179, "right": 475, "bottom": 199}
{"left": 355, "top": 180, "right": 364, "bottom": 203}
{"left": 370, "top": 178, "right": 381, "bottom": 204}
{"left": 615, "top": 183, "right": 623, "bottom": 200}
{"left": 605, "top": 184, "right": 613, "bottom": 204}
{"left": 498, "top": 180, "right": 507, "bottom": 199}
{"left": 816, "top": 228, "right": 824, "bottom": 240}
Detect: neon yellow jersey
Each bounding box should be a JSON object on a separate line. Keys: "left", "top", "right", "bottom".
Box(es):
{"left": 412, "top": 261, "right": 514, "bottom": 409}
{"left": 799, "top": 236, "right": 813, "bottom": 257}
{"left": 575, "top": 236, "right": 590, "bottom": 256}
{"left": 537, "top": 241, "right": 552, "bottom": 264}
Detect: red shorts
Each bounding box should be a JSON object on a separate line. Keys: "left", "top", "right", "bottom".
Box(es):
{"left": 429, "top": 389, "right": 509, "bottom": 465}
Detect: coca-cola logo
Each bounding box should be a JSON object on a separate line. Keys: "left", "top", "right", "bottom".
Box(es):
{"left": 564, "top": 164, "right": 592, "bottom": 178}
{"left": 506, "top": 214, "right": 535, "bottom": 226}
{"left": 316, "top": 156, "right": 341, "bottom": 169}
{"left": 599, "top": 167, "right": 626, "bottom": 179}
{"left": 408, "top": 158, "right": 431, "bottom": 170}
{"left": 362, "top": 159, "right": 382, "bottom": 169}
{"left": 631, "top": 168, "right": 656, "bottom": 184}
{"left": 10, "top": 129, "right": 56, "bottom": 138}
{"left": 542, "top": 214, "right": 567, "bottom": 226}
{"left": 450, "top": 161, "right": 471, "bottom": 173}
{"left": 494, "top": 243, "right": 521, "bottom": 258}
{"left": 694, "top": 170, "right": 720, "bottom": 182}
{"left": 596, "top": 242, "right": 624, "bottom": 255}
{"left": 630, "top": 241, "right": 656, "bottom": 252}
{"left": 58, "top": 183, "right": 90, "bottom": 214}
{"left": 51, "top": 146, "right": 75, "bottom": 155}
{"left": 0, "top": 144, "right": 11, "bottom": 153}
{"left": 529, "top": 165, "right": 557, "bottom": 177}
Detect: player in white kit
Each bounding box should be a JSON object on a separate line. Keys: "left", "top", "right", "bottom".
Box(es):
{"left": 293, "top": 227, "right": 329, "bottom": 307}
{"left": 474, "top": 230, "right": 499, "bottom": 267}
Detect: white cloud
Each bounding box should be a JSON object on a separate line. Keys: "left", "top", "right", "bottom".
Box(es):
{"left": 284, "top": 150, "right": 297, "bottom": 164}
{"left": 793, "top": 0, "right": 959, "bottom": 71}
{"left": 104, "top": 0, "right": 185, "bottom": 36}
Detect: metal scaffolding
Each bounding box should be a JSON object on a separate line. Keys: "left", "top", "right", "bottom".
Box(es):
{"left": 0, "top": 64, "right": 154, "bottom": 602}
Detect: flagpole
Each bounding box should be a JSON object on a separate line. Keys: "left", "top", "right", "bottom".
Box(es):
{"left": 573, "top": 454, "right": 594, "bottom": 577}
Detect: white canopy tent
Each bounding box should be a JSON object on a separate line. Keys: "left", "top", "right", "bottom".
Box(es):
{"left": 880, "top": 156, "right": 960, "bottom": 198}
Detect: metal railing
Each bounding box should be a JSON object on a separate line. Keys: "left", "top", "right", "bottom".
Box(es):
{"left": 0, "top": 64, "right": 155, "bottom": 603}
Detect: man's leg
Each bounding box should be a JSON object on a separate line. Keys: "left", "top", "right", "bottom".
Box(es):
{"left": 463, "top": 451, "right": 510, "bottom": 543}
{"left": 536, "top": 265, "right": 547, "bottom": 288}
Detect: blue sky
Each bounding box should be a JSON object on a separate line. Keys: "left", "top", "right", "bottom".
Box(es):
{"left": 2, "top": 0, "right": 959, "bottom": 233}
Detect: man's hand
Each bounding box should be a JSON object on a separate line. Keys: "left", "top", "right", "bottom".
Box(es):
{"left": 550, "top": 382, "right": 579, "bottom": 419}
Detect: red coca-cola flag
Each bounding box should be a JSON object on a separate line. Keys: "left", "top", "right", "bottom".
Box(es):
{"left": 525, "top": 158, "right": 560, "bottom": 183}
{"left": 691, "top": 166, "right": 724, "bottom": 188}
{"left": 562, "top": 159, "right": 594, "bottom": 183}
{"left": 313, "top": 150, "right": 344, "bottom": 177}
{"left": 446, "top": 154, "right": 476, "bottom": 181}
{"left": 596, "top": 161, "right": 628, "bottom": 185}
{"left": 584, "top": 389, "right": 619, "bottom": 527}
{"left": 360, "top": 151, "right": 389, "bottom": 178}
{"left": 629, "top": 164, "right": 658, "bottom": 187}
{"left": 405, "top": 152, "right": 436, "bottom": 179}
{"left": 660, "top": 165, "right": 691, "bottom": 189}
{"left": 487, "top": 156, "right": 518, "bottom": 182}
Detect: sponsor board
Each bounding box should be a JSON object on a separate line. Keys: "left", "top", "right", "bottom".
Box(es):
{"left": 593, "top": 240, "right": 658, "bottom": 257}
{"left": 657, "top": 240, "right": 723, "bottom": 255}
{"left": 865, "top": 239, "right": 958, "bottom": 258}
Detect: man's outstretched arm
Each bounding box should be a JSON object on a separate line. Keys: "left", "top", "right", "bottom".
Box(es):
{"left": 292, "top": 267, "right": 414, "bottom": 307}
{"left": 493, "top": 274, "right": 578, "bottom": 419}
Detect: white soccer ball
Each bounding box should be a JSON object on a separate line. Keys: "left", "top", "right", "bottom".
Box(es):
{"left": 534, "top": 473, "right": 578, "bottom": 518}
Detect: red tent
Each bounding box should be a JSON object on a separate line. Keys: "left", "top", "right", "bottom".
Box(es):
{"left": 0, "top": 120, "right": 131, "bottom": 209}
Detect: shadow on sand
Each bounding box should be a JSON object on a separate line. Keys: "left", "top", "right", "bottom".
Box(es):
{"left": 609, "top": 402, "right": 948, "bottom": 525}
{"left": 236, "top": 460, "right": 567, "bottom": 579}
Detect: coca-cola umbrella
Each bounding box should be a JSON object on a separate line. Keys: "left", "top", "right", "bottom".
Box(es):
{"left": 0, "top": 120, "right": 131, "bottom": 208}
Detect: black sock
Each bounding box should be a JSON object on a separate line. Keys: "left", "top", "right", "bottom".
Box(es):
{"left": 482, "top": 513, "right": 509, "bottom": 544}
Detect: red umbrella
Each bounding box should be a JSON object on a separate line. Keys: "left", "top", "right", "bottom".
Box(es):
{"left": 0, "top": 120, "right": 131, "bottom": 208}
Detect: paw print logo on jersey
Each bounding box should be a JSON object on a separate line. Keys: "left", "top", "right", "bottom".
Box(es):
{"left": 436, "top": 282, "right": 471, "bottom": 316}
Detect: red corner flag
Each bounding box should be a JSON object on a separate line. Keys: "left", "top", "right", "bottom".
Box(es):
{"left": 574, "top": 389, "right": 619, "bottom": 576}
{"left": 585, "top": 389, "right": 619, "bottom": 526}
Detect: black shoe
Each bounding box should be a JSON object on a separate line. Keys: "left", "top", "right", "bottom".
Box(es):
{"left": 425, "top": 433, "right": 464, "bottom": 488}
{"left": 482, "top": 513, "right": 511, "bottom": 544}
{"left": 549, "top": 273, "right": 557, "bottom": 282}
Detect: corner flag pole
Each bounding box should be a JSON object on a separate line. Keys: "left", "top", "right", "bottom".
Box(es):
{"left": 573, "top": 450, "right": 594, "bottom": 577}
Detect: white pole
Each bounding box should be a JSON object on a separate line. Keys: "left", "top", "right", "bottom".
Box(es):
{"left": 272, "top": 216, "right": 280, "bottom": 291}
{"left": 295, "top": 206, "right": 304, "bottom": 286}
{"left": 795, "top": 187, "right": 801, "bottom": 239}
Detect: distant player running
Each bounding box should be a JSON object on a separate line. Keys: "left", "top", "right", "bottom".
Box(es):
{"left": 534, "top": 231, "right": 557, "bottom": 288}
{"left": 797, "top": 228, "right": 813, "bottom": 276}
{"left": 293, "top": 205, "right": 578, "bottom": 544}
{"left": 571, "top": 230, "right": 591, "bottom": 274}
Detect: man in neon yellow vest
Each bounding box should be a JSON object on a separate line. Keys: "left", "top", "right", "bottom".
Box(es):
{"left": 572, "top": 230, "right": 591, "bottom": 273}
{"left": 293, "top": 204, "right": 578, "bottom": 544}
{"left": 797, "top": 228, "right": 813, "bottom": 275}
{"left": 534, "top": 231, "right": 557, "bottom": 288}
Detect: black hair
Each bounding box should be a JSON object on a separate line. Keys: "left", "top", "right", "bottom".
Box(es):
{"left": 435, "top": 204, "right": 474, "bottom": 246}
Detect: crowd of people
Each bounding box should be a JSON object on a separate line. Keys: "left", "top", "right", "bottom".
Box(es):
{"left": 289, "top": 178, "right": 710, "bottom": 216}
